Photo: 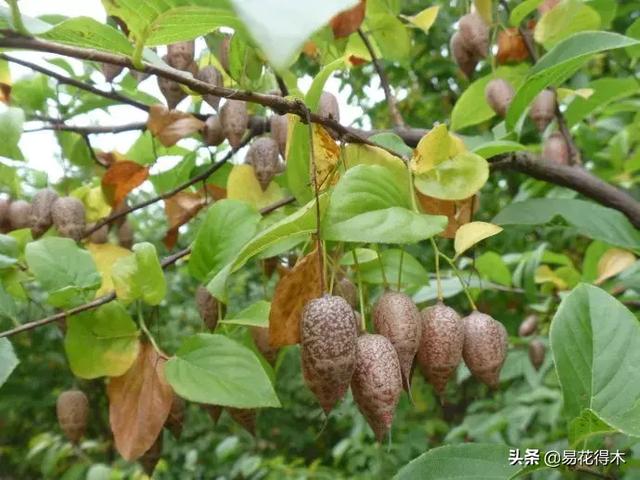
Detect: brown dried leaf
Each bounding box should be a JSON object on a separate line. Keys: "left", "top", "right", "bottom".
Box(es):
{"left": 163, "top": 191, "right": 206, "bottom": 249}
{"left": 147, "top": 104, "right": 205, "bottom": 147}
{"left": 0, "top": 83, "right": 10, "bottom": 104}
{"left": 269, "top": 247, "right": 322, "bottom": 347}
{"left": 418, "top": 192, "right": 475, "bottom": 238}
{"left": 497, "top": 28, "right": 530, "bottom": 64}
{"left": 102, "top": 160, "right": 149, "bottom": 207}
{"left": 329, "top": 0, "right": 366, "bottom": 38}
{"left": 107, "top": 343, "right": 173, "bottom": 461}
{"left": 313, "top": 125, "right": 340, "bottom": 191}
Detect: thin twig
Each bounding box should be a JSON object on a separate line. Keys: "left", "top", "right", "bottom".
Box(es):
{"left": 24, "top": 121, "right": 146, "bottom": 135}
{"left": 357, "top": 27, "right": 405, "bottom": 128}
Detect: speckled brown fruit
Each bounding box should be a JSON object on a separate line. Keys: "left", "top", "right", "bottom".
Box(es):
{"left": 30, "top": 189, "right": 59, "bottom": 238}
{"left": 56, "top": 389, "right": 89, "bottom": 444}
{"left": 139, "top": 434, "right": 163, "bottom": 476}
{"left": 0, "top": 197, "right": 10, "bottom": 233}
{"left": 518, "top": 314, "right": 538, "bottom": 337}
{"left": 351, "top": 334, "right": 402, "bottom": 441}
{"left": 203, "top": 115, "right": 225, "bottom": 146}
{"left": 373, "top": 291, "right": 421, "bottom": 389}
{"left": 87, "top": 224, "right": 109, "bottom": 244}
{"left": 543, "top": 132, "right": 569, "bottom": 165}
{"left": 245, "top": 137, "right": 282, "bottom": 190}
{"left": 529, "top": 89, "right": 556, "bottom": 132}
{"left": 8, "top": 200, "right": 32, "bottom": 231}
{"left": 227, "top": 408, "right": 257, "bottom": 436}
{"left": 458, "top": 13, "right": 489, "bottom": 59}
{"left": 528, "top": 339, "right": 545, "bottom": 370}
{"left": 167, "top": 41, "right": 195, "bottom": 71}
{"left": 270, "top": 114, "right": 288, "bottom": 157}
{"left": 251, "top": 326, "right": 279, "bottom": 365}
{"left": 333, "top": 276, "right": 358, "bottom": 309}
{"left": 220, "top": 99, "right": 248, "bottom": 149}
{"left": 485, "top": 79, "right": 515, "bottom": 118}
{"left": 319, "top": 91, "right": 340, "bottom": 122}
{"left": 450, "top": 32, "right": 477, "bottom": 78}
{"left": 165, "top": 394, "right": 185, "bottom": 439}
{"left": 196, "top": 285, "right": 219, "bottom": 331}
{"left": 196, "top": 66, "right": 223, "bottom": 110}
{"left": 462, "top": 311, "right": 508, "bottom": 389}
{"left": 52, "top": 197, "right": 86, "bottom": 242}
{"left": 300, "top": 294, "right": 358, "bottom": 413}
{"left": 101, "top": 63, "right": 123, "bottom": 82}
{"left": 117, "top": 220, "right": 134, "bottom": 249}
{"left": 417, "top": 302, "right": 464, "bottom": 397}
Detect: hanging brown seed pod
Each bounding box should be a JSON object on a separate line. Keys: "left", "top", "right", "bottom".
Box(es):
{"left": 202, "top": 115, "right": 225, "bottom": 146}
{"left": 300, "top": 294, "right": 358, "bottom": 413}
{"left": 204, "top": 405, "right": 223, "bottom": 424}
{"left": 8, "top": 200, "right": 32, "bottom": 231}
{"left": 0, "top": 197, "right": 10, "bottom": 233}
{"left": 450, "top": 32, "right": 478, "bottom": 78}
{"left": 245, "top": 137, "right": 282, "bottom": 190}
{"left": 227, "top": 408, "right": 257, "bottom": 436}
{"left": 139, "top": 434, "right": 163, "bottom": 476}
{"left": 117, "top": 220, "right": 134, "bottom": 249}
{"left": 270, "top": 114, "right": 288, "bottom": 157}
{"left": 485, "top": 78, "right": 515, "bottom": 118}
{"left": 51, "top": 197, "right": 85, "bottom": 242}
{"left": 87, "top": 223, "right": 109, "bottom": 244}
{"left": 166, "top": 41, "right": 196, "bottom": 71}
{"left": 158, "top": 55, "right": 188, "bottom": 109}
{"left": 332, "top": 276, "right": 358, "bottom": 309}
{"left": 165, "top": 394, "right": 185, "bottom": 439}
{"left": 251, "top": 326, "right": 279, "bottom": 365}
{"left": 462, "top": 311, "right": 508, "bottom": 389}
{"left": 195, "top": 65, "right": 223, "bottom": 110}
{"left": 101, "top": 63, "right": 124, "bottom": 82}
{"left": 56, "top": 389, "right": 89, "bottom": 444}
{"left": 458, "top": 13, "right": 489, "bottom": 59}
{"left": 417, "top": 302, "right": 464, "bottom": 397}
{"left": 528, "top": 339, "right": 545, "bottom": 370}
{"left": 319, "top": 91, "right": 340, "bottom": 122}
{"left": 543, "top": 132, "right": 570, "bottom": 165}
{"left": 30, "top": 189, "right": 59, "bottom": 238}
{"left": 351, "top": 333, "right": 403, "bottom": 441}
{"left": 220, "top": 99, "right": 248, "bottom": 149}
{"left": 195, "top": 285, "right": 219, "bottom": 331}
{"left": 518, "top": 314, "right": 538, "bottom": 337}
{"left": 372, "top": 291, "right": 421, "bottom": 390}
{"left": 529, "top": 89, "right": 556, "bottom": 132}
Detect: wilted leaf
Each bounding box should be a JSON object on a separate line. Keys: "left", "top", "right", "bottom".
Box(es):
{"left": 107, "top": 342, "right": 173, "bottom": 461}
{"left": 269, "top": 248, "right": 322, "bottom": 347}
{"left": 418, "top": 193, "right": 476, "bottom": 238}
{"left": 102, "top": 161, "right": 149, "bottom": 207}
{"left": 454, "top": 221, "right": 503, "bottom": 257}
{"left": 329, "top": 0, "right": 365, "bottom": 38}
{"left": 86, "top": 243, "right": 133, "bottom": 297}
{"left": 595, "top": 248, "right": 636, "bottom": 284}
{"left": 163, "top": 191, "right": 206, "bottom": 249}
{"left": 147, "top": 105, "right": 205, "bottom": 148}
{"left": 313, "top": 124, "right": 341, "bottom": 190}
{"left": 227, "top": 164, "right": 284, "bottom": 210}
{"left": 405, "top": 6, "right": 439, "bottom": 33}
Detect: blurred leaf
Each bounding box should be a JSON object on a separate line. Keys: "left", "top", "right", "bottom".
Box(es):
{"left": 0, "top": 107, "right": 24, "bottom": 161}
{"left": 227, "top": 164, "right": 284, "bottom": 210}
{"left": 404, "top": 6, "right": 439, "bottom": 33}
{"left": 595, "top": 248, "right": 635, "bottom": 284}
{"left": 163, "top": 191, "right": 206, "bottom": 249}
{"left": 147, "top": 105, "right": 204, "bottom": 147}
{"left": 221, "top": 300, "right": 270, "bottom": 327}
{"left": 0, "top": 338, "right": 18, "bottom": 388}
{"left": 475, "top": 251, "right": 511, "bottom": 286}
{"left": 510, "top": 0, "right": 543, "bottom": 27}
{"left": 39, "top": 17, "right": 133, "bottom": 55}
{"left": 454, "top": 221, "right": 503, "bottom": 257}
{"left": 358, "top": 248, "right": 429, "bottom": 287}
{"left": 472, "top": 140, "right": 527, "bottom": 159}
{"left": 86, "top": 243, "right": 132, "bottom": 297}
{"left": 534, "top": 0, "right": 600, "bottom": 50}
{"left": 101, "top": 160, "right": 149, "bottom": 207}
{"left": 473, "top": 0, "right": 492, "bottom": 24}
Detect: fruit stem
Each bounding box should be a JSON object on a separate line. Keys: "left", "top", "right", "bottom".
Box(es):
{"left": 440, "top": 253, "right": 478, "bottom": 311}
{"left": 373, "top": 244, "right": 389, "bottom": 289}
{"left": 429, "top": 238, "right": 444, "bottom": 301}
{"left": 351, "top": 250, "right": 367, "bottom": 331}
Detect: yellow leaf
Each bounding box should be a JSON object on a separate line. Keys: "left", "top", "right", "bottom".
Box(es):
{"left": 410, "top": 124, "right": 451, "bottom": 174}
{"left": 406, "top": 6, "right": 440, "bottom": 33}
{"left": 227, "top": 164, "right": 284, "bottom": 210}
{"left": 313, "top": 125, "right": 341, "bottom": 190}
{"left": 449, "top": 133, "right": 467, "bottom": 157}
{"left": 556, "top": 87, "right": 594, "bottom": 101}
{"left": 72, "top": 185, "right": 112, "bottom": 223}
{"left": 284, "top": 113, "right": 298, "bottom": 161}
{"left": 473, "top": 0, "right": 493, "bottom": 24}
{"left": 596, "top": 248, "right": 636, "bottom": 285}
{"left": 342, "top": 143, "right": 406, "bottom": 172}
{"left": 454, "top": 221, "right": 503, "bottom": 257}
{"left": 534, "top": 265, "right": 567, "bottom": 289}
{"left": 86, "top": 243, "right": 132, "bottom": 297}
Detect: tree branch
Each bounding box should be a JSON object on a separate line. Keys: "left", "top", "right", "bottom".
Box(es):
{"left": 357, "top": 27, "right": 405, "bottom": 128}
{"left": 24, "top": 121, "right": 146, "bottom": 135}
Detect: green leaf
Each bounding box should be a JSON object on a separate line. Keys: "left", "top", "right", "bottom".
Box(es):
{"left": 509, "top": 0, "right": 543, "bottom": 26}
{"left": 64, "top": 301, "right": 140, "bottom": 379}
{"left": 568, "top": 408, "right": 616, "bottom": 447}
{"left": 165, "top": 333, "right": 280, "bottom": 408}
{"left": 230, "top": 0, "right": 359, "bottom": 70}
{"left": 395, "top": 443, "right": 523, "bottom": 480}
{"left": 476, "top": 251, "right": 512, "bottom": 287}
{"left": 451, "top": 65, "right": 529, "bottom": 132}
{"left": 472, "top": 140, "right": 527, "bottom": 159}
{"left": 127, "top": 131, "right": 189, "bottom": 166}
{"left": 414, "top": 152, "right": 489, "bottom": 201}
{"left": 564, "top": 77, "right": 639, "bottom": 127}
{"left": 550, "top": 284, "right": 640, "bottom": 437}
{"left": 0, "top": 234, "right": 18, "bottom": 270}
{"left": 506, "top": 32, "right": 640, "bottom": 129}
{"left": 368, "top": 132, "right": 414, "bottom": 158}
{"left": 358, "top": 249, "right": 429, "bottom": 287}
{"left": 492, "top": 199, "right": 640, "bottom": 251}
{"left": 112, "top": 242, "right": 167, "bottom": 305}
{"left": 0, "top": 338, "right": 19, "bottom": 388}
{"left": 0, "top": 107, "right": 24, "bottom": 161}
{"left": 323, "top": 164, "right": 446, "bottom": 243}
{"left": 339, "top": 248, "right": 379, "bottom": 266}
{"left": 626, "top": 17, "right": 640, "bottom": 58}
{"left": 39, "top": 17, "right": 133, "bottom": 55}
{"left": 367, "top": 14, "right": 411, "bottom": 63}
{"left": 221, "top": 301, "right": 270, "bottom": 327}
{"left": 189, "top": 200, "right": 261, "bottom": 282}
{"left": 534, "top": 0, "right": 601, "bottom": 50}
{"left": 57, "top": 132, "right": 93, "bottom": 167}
{"left": 25, "top": 238, "right": 101, "bottom": 308}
